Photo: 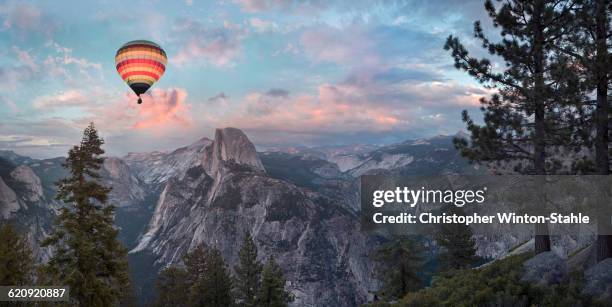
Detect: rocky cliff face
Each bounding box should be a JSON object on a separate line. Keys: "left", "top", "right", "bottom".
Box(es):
{"left": 11, "top": 165, "right": 44, "bottom": 202}
{"left": 123, "top": 137, "right": 213, "bottom": 184}
{"left": 102, "top": 157, "right": 145, "bottom": 207}
{"left": 0, "top": 157, "right": 57, "bottom": 260}
{"left": 131, "top": 128, "right": 378, "bottom": 306}
{"left": 0, "top": 177, "right": 20, "bottom": 219}
{"left": 204, "top": 127, "right": 265, "bottom": 176}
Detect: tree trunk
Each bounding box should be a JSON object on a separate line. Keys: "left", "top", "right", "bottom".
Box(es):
{"left": 532, "top": 0, "right": 551, "bottom": 254}
{"left": 594, "top": 0, "right": 612, "bottom": 262}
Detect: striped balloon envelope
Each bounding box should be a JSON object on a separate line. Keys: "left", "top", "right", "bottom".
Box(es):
{"left": 115, "top": 40, "right": 167, "bottom": 104}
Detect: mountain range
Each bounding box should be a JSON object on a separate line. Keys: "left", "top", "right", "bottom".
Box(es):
{"left": 1, "top": 128, "right": 601, "bottom": 305}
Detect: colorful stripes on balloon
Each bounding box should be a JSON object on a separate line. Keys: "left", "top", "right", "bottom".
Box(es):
{"left": 115, "top": 40, "right": 167, "bottom": 95}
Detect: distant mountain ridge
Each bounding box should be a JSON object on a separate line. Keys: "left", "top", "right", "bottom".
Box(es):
{"left": 3, "top": 130, "right": 558, "bottom": 306}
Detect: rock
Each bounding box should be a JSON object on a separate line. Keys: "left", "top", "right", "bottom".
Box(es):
{"left": 131, "top": 128, "right": 377, "bottom": 306}
{"left": 103, "top": 157, "right": 145, "bottom": 207}
{"left": 582, "top": 258, "right": 612, "bottom": 300}
{"left": 0, "top": 177, "right": 20, "bottom": 219}
{"left": 123, "top": 137, "right": 213, "bottom": 184}
{"left": 205, "top": 127, "right": 265, "bottom": 176}
{"left": 10, "top": 165, "right": 44, "bottom": 202}
{"left": 521, "top": 251, "right": 568, "bottom": 286}
{"left": 348, "top": 153, "right": 414, "bottom": 176}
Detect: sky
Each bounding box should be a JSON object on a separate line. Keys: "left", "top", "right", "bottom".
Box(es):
{"left": 0, "top": 0, "right": 497, "bottom": 158}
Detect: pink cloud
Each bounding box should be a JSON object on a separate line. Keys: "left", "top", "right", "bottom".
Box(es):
{"left": 12, "top": 46, "right": 38, "bottom": 71}
{"left": 233, "top": 0, "right": 327, "bottom": 14}
{"left": 199, "top": 74, "right": 489, "bottom": 145}
{"left": 209, "top": 83, "right": 407, "bottom": 135}
{"left": 60, "top": 88, "right": 193, "bottom": 137}
{"left": 234, "top": 0, "right": 286, "bottom": 12}
{"left": 130, "top": 88, "right": 192, "bottom": 130}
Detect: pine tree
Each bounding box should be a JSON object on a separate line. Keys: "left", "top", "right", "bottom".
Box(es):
{"left": 371, "top": 236, "right": 424, "bottom": 300}
{"left": 186, "top": 245, "right": 233, "bottom": 307}
{"left": 0, "top": 224, "right": 33, "bottom": 285}
{"left": 257, "top": 256, "right": 292, "bottom": 307}
{"left": 446, "top": 0, "right": 580, "bottom": 254}
{"left": 557, "top": 0, "right": 612, "bottom": 262}
{"left": 41, "top": 123, "right": 131, "bottom": 307}
{"left": 155, "top": 266, "right": 189, "bottom": 307}
{"left": 184, "top": 245, "right": 208, "bottom": 289}
{"left": 435, "top": 206, "right": 480, "bottom": 272}
{"left": 234, "top": 232, "right": 262, "bottom": 307}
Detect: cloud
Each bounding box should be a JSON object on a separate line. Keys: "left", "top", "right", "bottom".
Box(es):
{"left": 130, "top": 88, "right": 192, "bottom": 130}
{"left": 0, "top": 42, "right": 101, "bottom": 96}
{"left": 0, "top": 47, "right": 41, "bottom": 92}
{"left": 233, "top": 0, "right": 288, "bottom": 12}
{"left": 208, "top": 92, "right": 229, "bottom": 102}
{"left": 249, "top": 18, "right": 278, "bottom": 32}
{"left": 300, "top": 24, "right": 378, "bottom": 66}
{"left": 43, "top": 42, "right": 102, "bottom": 80}
{"left": 233, "top": 0, "right": 329, "bottom": 14}
{"left": 0, "top": 2, "right": 57, "bottom": 38}
{"left": 1, "top": 88, "right": 194, "bottom": 158}
{"left": 172, "top": 19, "right": 246, "bottom": 68}
{"left": 12, "top": 46, "right": 38, "bottom": 71}
{"left": 0, "top": 65, "right": 36, "bottom": 92}
{"left": 33, "top": 90, "right": 88, "bottom": 110}
{"left": 0, "top": 118, "right": 81, "bottom": 158}
{"left": 1, "top": 97, "right": 19, "bottom": 112}
{"left": 265, "top": 88, "right": 289, "bottom": 98}
{"left": 30, "top": 87, "right": 192, "bottom": 134}
{"left": 198, "top": 63, "right": 488, "bottom": 146}
{"left": 206, "top": 92, "right": 229, "bottom": 105}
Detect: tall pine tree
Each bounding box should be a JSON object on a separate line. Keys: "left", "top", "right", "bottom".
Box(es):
{"left": 0, "top": 224, "right": 33, "bottom": 286}
{"left": 371, "top": 236, "right": 425, "bottom": 300}
{"left": 155, "top": 266, "right": 189, "bottom": 307}
{"left": 41, "top": 123, "right": 131, "bottom": 307}
{"left": 435, "top": 206, "right": 480, "bottom": 272}
{"left": 257, "top": 256, "right": 292, "bottom": 307}
{"left": 186, "top": 245, "right": 233, "bottom": 307}
{"left": 446, "top": 0, "right": 579, "bottom": 254}
{"left": 234, "top": 232, "right": 262, "bottom": 307}
{"left": 556, "top": 0, "right": 612, "bottom": 262}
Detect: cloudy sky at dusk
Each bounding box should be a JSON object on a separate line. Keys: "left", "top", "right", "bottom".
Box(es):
{"left": 0, "top": 0, "right": 496, "bottom": 158}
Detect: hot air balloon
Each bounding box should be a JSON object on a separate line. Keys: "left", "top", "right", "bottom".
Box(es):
{"left": 115, "top": 40, "right": 167, "bottom": 104}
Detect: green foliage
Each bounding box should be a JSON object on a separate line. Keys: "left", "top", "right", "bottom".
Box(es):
{"left": 191, "top": 248, "right": 233, "bottom": 307}
{"left": 444, "top": 0, "right": 584, "bottom": 255}
{"left": 397, "top": 254, "right": 609, "bottom": 307}
{"left": 435, "top": 207, "right": 480, "bottom": 272}
{"left": 156, "top": 239, "right": 293, "bottom": 307}
{"left": 258, "top": 256, "right": 293, "bottom": 307}
{"left": 155, "top": 267, "right": 189, "bottom": 307}
{"left": 160, "top": 245, "right": 234, "bottom": 307}
{"left": 445, "top": 0, "right": 580, "bottom": 173}
{"left": 40, "top": 123, "right": 131, "bottom": 307}
{"left": 371, "top": 237, "right": 425, "bottom": 300}
{"left": 0, "top": 223, "right": 33, "bottom": 286}
{"left": 234, "top": 232, "right": 262, "bottom": 307}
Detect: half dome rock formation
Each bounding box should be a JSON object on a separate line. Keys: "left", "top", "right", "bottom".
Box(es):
{"left": 204, "top": 127, "right": 266, "bottom": 176}
{"left": 131, "top": 127, "right": 376, "bottom": 306}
